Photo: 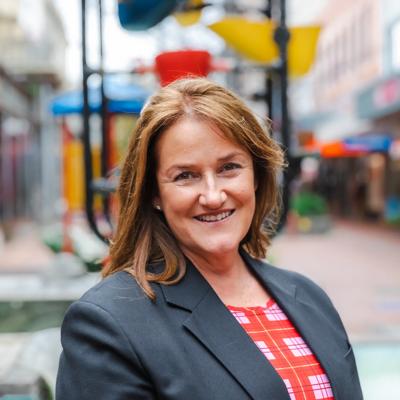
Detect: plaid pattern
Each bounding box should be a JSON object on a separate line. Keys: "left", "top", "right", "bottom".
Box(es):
{"left": 254, "top": 340, "right": 276, "bottom": 360}
{"left": 308, "top": 375, "right": 334, "bottom": 399}
{"left": 230, "top": 310, "right": 251, "bottom": 324}
{"left": 283, "top": 337, "right": 313, "bottom": 357}
{"left": 228, "top": 300, "right": 334, "bottom": 400}
{"left": 284, "top": 379, "right": 296, "bottom": 400}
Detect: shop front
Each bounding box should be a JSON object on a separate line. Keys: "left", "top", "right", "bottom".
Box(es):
{"left": 356, "top": 73, "right": 400, "bottom": 225}
{"left": 296, "top": 132, "right": 396, "bottom": 223}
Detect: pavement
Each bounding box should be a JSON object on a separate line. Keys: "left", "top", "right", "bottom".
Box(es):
{"left": 270, "top": 219, "right": 400, "bottom": 343}
{"left": 1, "top": 219, "right": 400, "bottom": 398}
{"left": 1, "top": 219, "right": 399, "bottom": 342}
{"left": 0, "top": 223, "right": 54, "bottom": 273}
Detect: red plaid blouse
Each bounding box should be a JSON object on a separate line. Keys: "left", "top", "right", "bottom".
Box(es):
{"left": 227, "top": 299, "right": 334, "bottom": 400}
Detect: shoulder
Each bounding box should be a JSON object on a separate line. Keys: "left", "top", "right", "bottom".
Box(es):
{"left": 60, "top": 271, "right": 162, "bottom": 355}
{"left": 245, "top": 251, "right": 320, "bottom": 289}
{"left": 249, "top": 256, "right": 348, "bottom": 333}
{"left": 284, "top": 266, "right": 335, "bottom": 307}
{"left": 67, "top": 271, "right": 159, "bottom": 326}
{"left": 267, "top": 262, "right": 328, "bottom": 295}
{"left": 247, "top": 254, "right": 337, "bottom": 312}
{"left": 80, "top": 270, "right": 148, "bottom": 305}
{"left": 57, "top": 272, "right": 156, "bottom": 399}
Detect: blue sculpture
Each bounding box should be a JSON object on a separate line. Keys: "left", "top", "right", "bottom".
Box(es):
{"left": 118, "top": 0, "right": 186, "bottom": 31}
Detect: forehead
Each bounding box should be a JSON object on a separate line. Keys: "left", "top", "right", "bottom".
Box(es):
{"left": 154, "top": 117, "right": 250, "bottom": 166}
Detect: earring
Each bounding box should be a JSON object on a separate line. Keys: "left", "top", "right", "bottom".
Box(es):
{"left": 154, "top": 204, "right": 161, "bottom": 211}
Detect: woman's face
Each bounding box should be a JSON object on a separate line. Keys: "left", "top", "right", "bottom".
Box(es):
{"left": 154, "top": 117, "right": 256, "bottom": 260}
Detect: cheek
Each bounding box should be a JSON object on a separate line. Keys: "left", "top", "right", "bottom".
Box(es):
{"left": 239, "top": 184, "right": 257, "bottom": 217}
{"left": 159, "top": 186, "right": 195, "bottom": 215}
{"left": 236, "top": 177, "right": 256, "bottom": 201}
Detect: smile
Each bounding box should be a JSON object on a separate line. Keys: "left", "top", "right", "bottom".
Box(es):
{"left": 194, "top": 210, "right": 234, "bottom": 223}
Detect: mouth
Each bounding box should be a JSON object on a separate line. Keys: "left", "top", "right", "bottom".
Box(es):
{"left": 194, "top": 210, "right": 234, "bottom": 223}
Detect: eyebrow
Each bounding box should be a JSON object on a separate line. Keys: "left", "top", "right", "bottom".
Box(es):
{"left": 164, "top": 151, "right": 247, "bottom": 174}
{"left": 218, "top": 151, "right": 247, "bottom": 163}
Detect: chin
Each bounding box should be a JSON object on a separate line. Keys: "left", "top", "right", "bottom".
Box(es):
{"left": 200, "top": 240, "right": 241, "bottom": 257}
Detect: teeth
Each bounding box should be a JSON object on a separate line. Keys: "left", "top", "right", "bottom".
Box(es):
{"left": 196, "top": 211, "right": 232, "bottom": 222}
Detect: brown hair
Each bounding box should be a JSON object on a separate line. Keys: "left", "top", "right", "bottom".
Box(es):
{"left": 103, "top": 77, "right": 285, "bottom": 298}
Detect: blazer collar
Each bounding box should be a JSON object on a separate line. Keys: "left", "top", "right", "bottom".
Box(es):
{"left": 160, "top": 249, "right": 297, "bottom": 311}
{"left": 160, "top": 251, "right": 345, "bottom": 399}
{"left": 160, "top": 257, "right": 211, "bottom": 312}
{"left": 241, "top": 251, "right": 348, "bottom": 400}
{"left": 160, "top": 254, "right": 290, "bottom": 399}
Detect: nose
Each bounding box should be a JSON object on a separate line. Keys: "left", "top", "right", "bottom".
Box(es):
{"left": 199, "top": 174, "right": 227, "bottom": 209}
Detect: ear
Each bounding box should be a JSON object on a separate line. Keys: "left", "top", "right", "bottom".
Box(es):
{"left": 153, "top": 196, "right": 162, "bottom": 211}
{"left": 252, "top": 161, "right": 259, "bottom": 191}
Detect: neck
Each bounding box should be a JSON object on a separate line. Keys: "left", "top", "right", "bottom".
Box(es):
{"left": 182, "top": 247, "right": 248, "bottom": 293}
{"left": 182, "top": 247, "right": 270, "bottom": 307}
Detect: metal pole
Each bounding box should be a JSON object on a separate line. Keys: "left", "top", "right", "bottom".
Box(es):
{"left": 98, "top": 0, "right": 112, "bottom": 226}
{"left": 99, "top": 0, "right": 108, "bottom": 183}
{"left": 81, "top": 0, "right": 106, "bottom": 242}
{"left": 276, "top": 0, "right": 290, "bottom": 149}
{"left": 264, "top": 0, "right": 273, "bottom": 122}
{"left": 273, "top": 0, "right": 291, "bottom": 231}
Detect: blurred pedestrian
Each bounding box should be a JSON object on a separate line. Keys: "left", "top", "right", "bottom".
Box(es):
{"left": 56, "top": 78, "right": 363, "bottom": 399}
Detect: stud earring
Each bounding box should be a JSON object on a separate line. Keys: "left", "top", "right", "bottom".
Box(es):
{"left": 154, "top": 204, "right": 161, "bottom": 211}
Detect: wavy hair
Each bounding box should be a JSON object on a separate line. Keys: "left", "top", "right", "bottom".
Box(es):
{"left": 103, "top": 77, "right": 285, "bottom": 299}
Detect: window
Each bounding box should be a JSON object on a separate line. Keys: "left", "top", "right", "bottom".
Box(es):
{"left": 360, "top": 6, "right": 371, "bottom": 62}
{"left": 391, "top": 19, "right": 400, "bottom": 71}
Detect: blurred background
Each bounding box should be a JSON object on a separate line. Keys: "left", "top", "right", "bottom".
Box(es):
{"left": 0, "top": 0, "right": 399, "bottom": 398}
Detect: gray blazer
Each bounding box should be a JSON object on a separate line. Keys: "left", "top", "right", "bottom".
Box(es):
{"left": 56, "top": 251, "right": 363, "bottom": 399}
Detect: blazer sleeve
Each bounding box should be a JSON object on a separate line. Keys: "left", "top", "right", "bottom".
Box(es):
{"left": 56, "top": 300, "right": 156, "bottom": 400}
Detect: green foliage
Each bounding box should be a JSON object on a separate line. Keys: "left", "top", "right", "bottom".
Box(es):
{"left": 290, "top": 191, "right": 328, "bottom": 217}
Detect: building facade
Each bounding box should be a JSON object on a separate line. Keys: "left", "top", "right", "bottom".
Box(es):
{"left": 0, "top": 0, "right": 67, "bottom": 233}
{"left": 291, "top": 0, "right": 400, "bottom": 223}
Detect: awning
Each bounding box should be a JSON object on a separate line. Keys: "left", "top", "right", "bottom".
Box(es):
{"left": 51, "top": 81, "right": 150, "bottom": 116}
{"left": 299, "top": 134, "right": 393, "bottom": 158}
{"left": 343, "top": 135, "right": 392, "bottom": 152}
{"left": 320, "top": 141, "right": 367, "bottom": 158}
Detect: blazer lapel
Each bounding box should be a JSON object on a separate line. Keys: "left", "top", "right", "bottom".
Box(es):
{"left": 280, "top": 289, "right": 346, "bottom": 400}
{"left": 244, "top": 252, "right": 346, "bottom": 400}
{"left": 161, "top": 259, "right": 290, "bottom": 400}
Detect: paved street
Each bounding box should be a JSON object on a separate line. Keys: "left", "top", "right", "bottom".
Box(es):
{"left": 270, "top": 220, "right": 400, "bottom": 343}
{"left": 1, "top": 220, "right": 399, "bottom": 342}
{"left": 1, "top": 219, "right": 399, "bottom": 398}
{"left": 0, "top": 223, "right": 54, "bottom": 273}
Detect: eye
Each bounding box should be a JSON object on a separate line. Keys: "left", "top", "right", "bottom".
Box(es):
{"left": 173, "top": 171, "right": 197, "bottom": 181}
{"left": 220, "top": 162, "right": 241, "bottom": 172}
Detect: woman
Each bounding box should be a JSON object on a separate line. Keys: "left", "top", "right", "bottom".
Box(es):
{"left": 56, "top": 78, "right": 363, "bottom": 399}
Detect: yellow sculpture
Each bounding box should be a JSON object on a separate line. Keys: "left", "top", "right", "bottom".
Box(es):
{"left": 174, "top": 0, "right": 203, "bottom": 26}
{"left": 208, "top": 17, "right": 321, "bottom": 78}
